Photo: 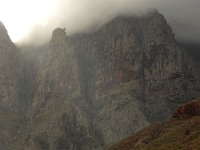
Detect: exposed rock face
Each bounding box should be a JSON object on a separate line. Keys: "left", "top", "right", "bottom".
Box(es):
{"left": 0, "top": 22, "right": 23, "bottom": 150}
{"left": 70, "top": 12, "right": 200, "bottom": 145}
{"left": 14, "top": 12, "right": 200, "bottom": 150}
{"left": 0, "top": 11, "right": 200, "bottom": 150}
{"left": 0, "top": 22, "right": 21, "bottom": 109}
{"left": 30, "top": 28, "right": 81, "bottom": 118}
{"left": 14, "top": 28, "right": 103, "bottom": 150}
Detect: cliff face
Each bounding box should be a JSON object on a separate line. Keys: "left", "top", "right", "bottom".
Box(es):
{"left": 0, "top": 22, "right": 23, "bottom": 149}
{"left": 0, "top": 22, "right": 21, "bottom": 109}
{"left": 0, "top": 11, "right": 200, "bottom": 150}
{"left": 14, "top": 28, "right": 103, "bottom": 150}
{"left": 71, "top": 12, "right": 200, "bottom": 145}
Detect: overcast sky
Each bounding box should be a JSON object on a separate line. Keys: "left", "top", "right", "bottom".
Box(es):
{"left": 0, "top": 0, "right": 199, "bottom": 44}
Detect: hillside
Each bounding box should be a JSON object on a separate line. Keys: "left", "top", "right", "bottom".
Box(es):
{"left": 107, "top": 99, "right": 200, "bottom": 150}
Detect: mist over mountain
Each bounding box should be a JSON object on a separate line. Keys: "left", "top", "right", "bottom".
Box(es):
{"left": 16, "top": 0, "right": 200, "bottom": 46}
{"left": 0, "top": 10, "right": 200, "bottom": 150}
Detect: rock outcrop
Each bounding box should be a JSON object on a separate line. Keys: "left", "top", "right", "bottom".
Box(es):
{"left": 0, "top": 22, "right": 23, "bottom": 150}
{"left": 70, "top": 12, "right": 200, "bottom": 145}
{"left": 0, "top": 11, "right": 200, "bottom": 150}
{"left": 13, "top": 28, "right": 103, "bottom": 150}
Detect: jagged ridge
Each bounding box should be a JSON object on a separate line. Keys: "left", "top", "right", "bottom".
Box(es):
{"left": 0, "top": 11, "right": 200, "bottom": 150}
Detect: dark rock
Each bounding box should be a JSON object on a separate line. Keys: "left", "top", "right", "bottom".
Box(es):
{"left": 0, "top": 11, "right": 200, "bottom": 150}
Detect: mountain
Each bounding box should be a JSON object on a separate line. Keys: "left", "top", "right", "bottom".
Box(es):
{"left": 107, "top": 99, "right": 200, "bottom": 150}
{"left": 0, "top": 11, "right": 199, "bottom": 150}
{"left": 0, "top": 21, "right": 23, "bottom": 149}
{"left": 180, "top": 42, "right": 200, "bottom": 61}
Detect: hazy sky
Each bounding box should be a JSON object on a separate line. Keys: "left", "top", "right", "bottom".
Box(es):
{"left": 0, "top": 0, "right": 199, "bottom": 44}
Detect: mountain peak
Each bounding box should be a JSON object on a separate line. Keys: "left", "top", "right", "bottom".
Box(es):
{"left": 51, "top": 27, "right": 67, "bottom": 42}
{"left": 0, "top": 21, "right": 6, "bottom": 29}
{"left": 0, "top": 21, "right": 12, "bottom": 42}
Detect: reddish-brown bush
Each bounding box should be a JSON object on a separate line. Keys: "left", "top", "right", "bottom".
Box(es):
{"left": 173, "top": 99, "right": 200, "bottom": 119}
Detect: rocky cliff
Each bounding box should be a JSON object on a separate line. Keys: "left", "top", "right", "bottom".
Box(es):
{"left": 0, "top": 11, "right": 200, "bottom": 150}
{"left": 0, "top": 21, "right": 23, "bottom": 149}
{"left": 13, "top": 28, "right": 103, "bottom": 150}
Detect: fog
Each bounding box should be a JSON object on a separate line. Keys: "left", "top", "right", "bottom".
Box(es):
{"left": 18, "top": 0, "right": 200, "bottom": 45}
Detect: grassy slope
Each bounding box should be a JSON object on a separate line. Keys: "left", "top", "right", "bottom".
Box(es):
{"left": 107, "top": 116, "right": 200, "bottom": 150}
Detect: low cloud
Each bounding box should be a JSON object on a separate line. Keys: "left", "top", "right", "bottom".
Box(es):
{"left": 19, "top": 0, "right": 200, "bottom": 45}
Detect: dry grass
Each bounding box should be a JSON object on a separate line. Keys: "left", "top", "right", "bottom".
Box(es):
{"left": 107, "top": 111, "right": 200, "bottom": 150}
